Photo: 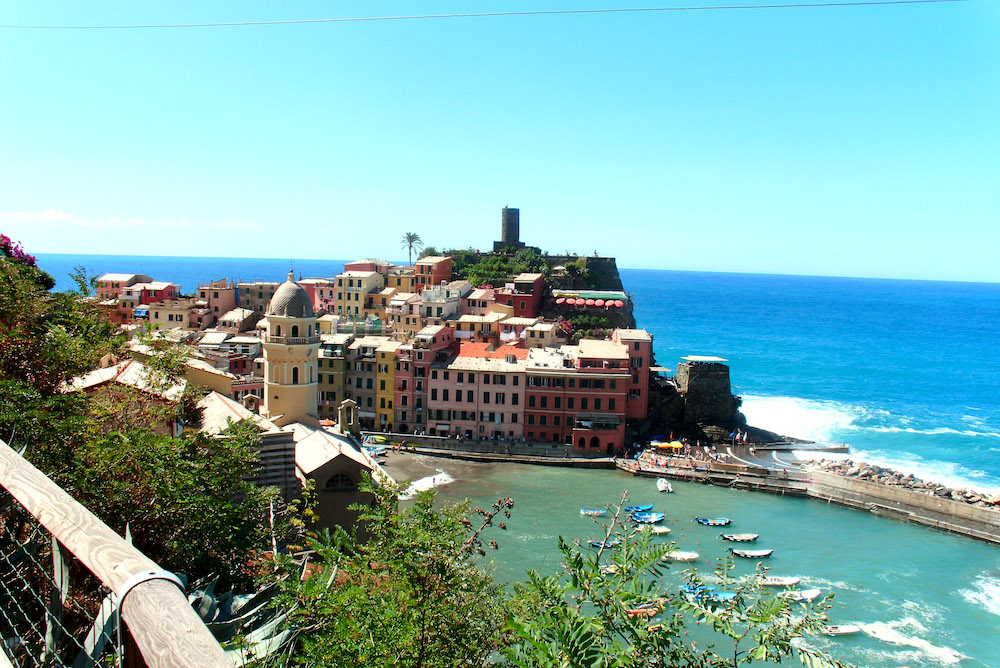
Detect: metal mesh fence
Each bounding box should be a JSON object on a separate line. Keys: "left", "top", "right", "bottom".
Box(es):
{"left": 0, "top": 491, "right": 121, "bottom": 667}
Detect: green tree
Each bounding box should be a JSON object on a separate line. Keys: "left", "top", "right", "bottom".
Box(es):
{"left": 272, "top": 477, "right": 513, "bottom": 667}
{"left": 402, "top": 232, "right": 424, "bottom": 265}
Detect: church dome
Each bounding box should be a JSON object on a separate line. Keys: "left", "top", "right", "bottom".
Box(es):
{"left": 267, "top": 271, "right": 315, "bottom": 318}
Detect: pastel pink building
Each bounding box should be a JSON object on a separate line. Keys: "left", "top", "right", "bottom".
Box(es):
{"left": 393, "top": 325, "right": 456, "bottom": 434}
{"left": 426, "top": 344, "right": 528, "bottom": 439}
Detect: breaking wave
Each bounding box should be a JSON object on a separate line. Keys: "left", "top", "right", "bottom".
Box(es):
{"left": 742, "top": 394, "right": 1000, "bottom": 493}
{"left": 398, "top": 471, "right": 455, "bottom": 500}
{"left": 858, "top": 617, "right": 966, "bottom": 665}
{"left": 959, "top": 571, "right": 1000, "bottom": 618}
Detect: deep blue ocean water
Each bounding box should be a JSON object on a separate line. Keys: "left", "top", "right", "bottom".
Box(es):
{"left": 34, "top": 253, "right": 1000, "bottom": 666}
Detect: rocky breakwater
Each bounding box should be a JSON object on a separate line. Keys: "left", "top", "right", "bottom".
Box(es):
{"left": 807, "top": 458, "right": 1000, "bottom": 511}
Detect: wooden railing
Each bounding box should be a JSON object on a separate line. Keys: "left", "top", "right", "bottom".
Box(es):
{"left": 0, "top": 439, "right": 230, "bottom": 668}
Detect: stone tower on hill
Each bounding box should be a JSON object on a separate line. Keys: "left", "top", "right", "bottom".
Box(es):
{"left": 493, "top": 206, "right": 527, "bottom": 251}
{"left": 261, "top": 271, "right": 320, "bottom": 427}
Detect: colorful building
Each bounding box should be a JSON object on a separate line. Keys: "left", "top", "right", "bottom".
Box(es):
{"left": 414, "top": 255, "right": 453, "bottom": 288}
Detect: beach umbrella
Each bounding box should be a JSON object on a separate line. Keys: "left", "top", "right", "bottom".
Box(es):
{"left": 595, "top": 299, "right": 605, "bottom": 306}
{"left": 614, "top": 300, "right": 625, "bottom": 307}
{"left": 586, "top": 299, "right": 596, "bottom": 306}
{"left": 556, "top": 297, "right": 565, "bottom": 304}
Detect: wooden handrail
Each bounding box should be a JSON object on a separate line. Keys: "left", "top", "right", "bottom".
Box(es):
{"left": 0, "top": 440, "right": 230, "bottom": 668}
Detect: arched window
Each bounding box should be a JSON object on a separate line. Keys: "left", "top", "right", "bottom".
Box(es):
{"left": 291, "top": 325, "right": 299, "bottom": 338}
{"left": 590, "top": 436, "right": 600, "bottom": 449}
{"left": 324, "top": 473, "right": 356, "bottom": 491}
{"left": 275, "top": 325, "right": 282, "bottom": 337}
{"left": 578, "top": 438, "right": 586, "bottom": 449}
{"left": 310, "top": 366, "right": 315, "bottom": 383}
{"left": 292, "top": 366, "right": 299, "bottom": 384}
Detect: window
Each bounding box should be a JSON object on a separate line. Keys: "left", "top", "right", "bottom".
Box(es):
{"left": 380, "top": 380, "right": 385, "bottom": 391}
{"left": 324, "top": 473, "right": 356, "bottom": 491}
{"left": 511, "top": 414, "right": 518, "bottom": 423}
{"left": 444, "top": 372, "right": 450, "bottom": 380}
{"left": 634, "top": 342, "right": 641, "bottom": 350}
{"left": 528, "top": 415, "right": 535, "bottom": 425}
{"left": 458, "top": 372, "right": 464, "bottom": 383}
{"left": 528, "top": 395, "right": 536, "bottom": 408}
{"left": 580, "top": 398, "right": 588, "bottom": 410}
{"left": 567, "top": 397, "right": 574, "bottom": 409}
{"left": 540, "top": 396, "right": 547, "bottom": 408}
{"left": 554, "top": 397, "right": 562, "bottom": 409}
{"left": 512, "top": 394, "right": 519, "bottom": 405}
{"left": 483, "top": 392, "right": 490, "bottom": 404}
{"left": 432, "top": 370, "right": 438, "bottom": 379}
{"left": 594, "top": 398, "right": 601, "bottom": 410}
{"left": 610, "top": 380, "right": 616, "bottom": 389}
{"left": 431, "top": 389, "right": 438, "bottom": 400}
{"left": 495, "top": 393, "right": 505, "bottom": 405}
{"left": 292, "top": 367, "right": 299, "bottom": 384}
{"left": 539, "top": 415, "right": 547, "bottom": 426}
{"left": 554, "top": 416, "right": 561, "bottom": 426}
{"left": 467, "top": 390, "right": 473, "bottom": 402}
{"left": 468, "top": 373, "right": 475, "bottom": 383}
{"left": 443, "top": 389, "right": 450, "bottom": 401}
{"left": 513, "top": 376, "right": 519, "bottom": 386}
{"left": 483, "top": 375, "right": 490, "bottom": 385}
{"left": 609, "top": 398, "right": 616, "bottom": 410}
{"left": 568, "top": 379, "right": 575, "bottom": 388}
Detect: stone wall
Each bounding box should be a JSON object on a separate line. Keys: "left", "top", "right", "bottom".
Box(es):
{"left": 675, "top": 362, "right": 737, "bottom": 426}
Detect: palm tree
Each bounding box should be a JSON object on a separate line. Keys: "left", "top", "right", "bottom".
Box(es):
{"left": 401, "top": 232, "right": 424, "bottom": 265}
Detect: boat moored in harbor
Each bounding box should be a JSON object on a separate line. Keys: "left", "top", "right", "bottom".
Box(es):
{"left": 728, "top": 548, "right": 773, "bottom": 559}
{"left": 695, "top": 517, "right": 733, "bottom": 526}
{"left": 720, "top": 533, "right": 759, "bottom": 542}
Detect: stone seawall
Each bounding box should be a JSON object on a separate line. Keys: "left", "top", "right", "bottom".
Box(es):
{"left": 805, "top": 470, "right": 1000, "bottom": 543}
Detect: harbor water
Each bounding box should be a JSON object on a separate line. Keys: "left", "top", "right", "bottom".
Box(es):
{"left": 35, "top": 254, "right": 1000, "bottom": 666}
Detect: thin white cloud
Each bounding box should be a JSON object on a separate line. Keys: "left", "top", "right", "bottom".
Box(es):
{"left": 0, "top": 209, "right": 257, "bottom": 232}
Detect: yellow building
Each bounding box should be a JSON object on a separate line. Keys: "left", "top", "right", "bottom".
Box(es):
{"left": 387, "top": 265, "right": 416, "bottom": 292}
{"left": 375, "top": 340, "right": 401, "bottom": 431}
{"left": 261, "top": 272, "right": 321, "bottom": 428}
{"left": 334, "top": 271, "right": 385, "bottom": 318}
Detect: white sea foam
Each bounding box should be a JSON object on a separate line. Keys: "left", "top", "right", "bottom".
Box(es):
{"left": 740, "top": 395, "right": 864, "bottom": 442}
{"left": 398, "top": 471, "right": 455, "bottom": 499}
{"left": 959, "top": 571, "right": 1000, "bottom": 618}
{"left": 859, "top": 617, "right": 966, "bottom": 665}
{"left": 867, "top": 425, "right": 1000, "bottom": 440}
{"left": 800, "top": 576, "right": 867, "bottom": 593}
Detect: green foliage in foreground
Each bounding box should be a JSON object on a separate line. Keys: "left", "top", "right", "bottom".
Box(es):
{"left": 1, "top": 252, "right": 276, "bottom": 588}
{"left": 264, "top": 491, "right": 854, "bottom": 668}
{"left": 270, "top": 478, "right": 514, "bottom": 668}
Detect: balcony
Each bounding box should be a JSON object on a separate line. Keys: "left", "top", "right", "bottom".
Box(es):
{"left": 265, "top": 335, "right": 320, "bottom": 345}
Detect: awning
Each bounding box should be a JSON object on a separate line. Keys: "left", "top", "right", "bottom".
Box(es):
{"left": 133, "top": 308, "right": 149, "bottom": 317}
{"left": 651, "top": 440, "right": 685, "bottom": 449}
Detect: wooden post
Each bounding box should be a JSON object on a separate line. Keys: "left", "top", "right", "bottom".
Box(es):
{"left": 0, "top": 440, "right": 230, "bottom": 668}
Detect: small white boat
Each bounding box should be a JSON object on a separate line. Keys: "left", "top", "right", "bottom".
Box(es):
{"left": 762, "top": 576, "right": 800, "bottom": 587}
{"left": 656, "top": 478, "right": 673, "bottom": 493}
{"left": 779, "top": 588, "right": 822, "bottom": 602}
{"left": 664, "top": 550, "right": 700, "bottom": 562}
{"left": 581, "top": 508, "right": 606, "bottom": 516}
{"left": 823, "top": 624, "right": 861, "bottom": 637}
{"left": 728, "top": 548, "right": 773, "bottom": 559}
{"left": 720, "top": 533, "right": 759, "bottom": 542}
{"left": 599, "top": 564, "right": 619, "bottom": 575}
{"left": 648, "top": 525, "right": 672, "bottom": 535}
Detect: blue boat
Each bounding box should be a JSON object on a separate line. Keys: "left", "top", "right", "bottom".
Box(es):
{"left": 587, "top": 539, "right": 621, "bottom": 549}
{"left": 624, "top": 504, "right": 655, "bottom": 513}
{"left": 699, "top": 591, "right": 737, "bottom": 603}
{"left": 694, "top": 517, "right": 732, "bottom": 526}
{"left": 632, "top": 512, "right": 666, "bottom": 524}
{"left": 680, "top": 584, "right": 714, "bottom": 596}
{"left": 580, "top": 508, "right": 606, "bottom": 516}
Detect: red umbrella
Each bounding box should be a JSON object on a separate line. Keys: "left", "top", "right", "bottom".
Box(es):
{"left": 595, "top": 299, "right": 605, "bottom": 307}
{"left": 614, "top": 300, "right": 625, "bottom": 307}
{"left": 585, "top": 299, "right": 596, "bottom": 306}
{"left": 556, "top": 297, "right": 565, "bottom": 304}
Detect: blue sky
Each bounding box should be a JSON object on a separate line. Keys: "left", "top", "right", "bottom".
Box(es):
{"left": 2, "top": 1, "right": 998, "bottom": 282}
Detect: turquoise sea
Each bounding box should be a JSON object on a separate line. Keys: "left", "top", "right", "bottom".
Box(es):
{"left": 35, "top": 253, "right": 1000, "bottom": 667}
